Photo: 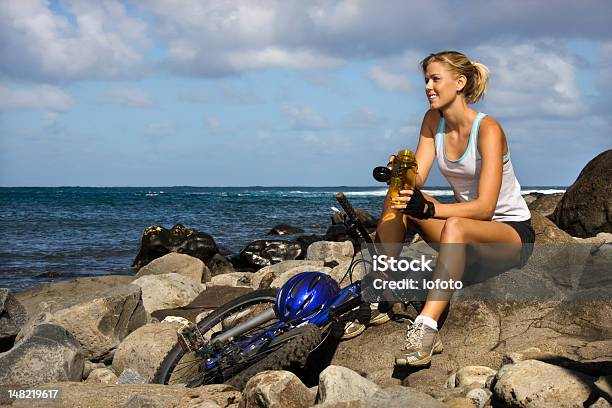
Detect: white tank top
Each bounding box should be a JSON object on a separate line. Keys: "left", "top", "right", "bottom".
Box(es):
{"left": 434, "top": 112, "right": 530, "bottom": 221}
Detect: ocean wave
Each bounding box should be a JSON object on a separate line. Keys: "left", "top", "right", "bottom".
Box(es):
{"left": 344, "top": 190, "right": 388, "bottom": 196}
{"left": 521, "top": 189, "right": 566, "bottom": 195}
{"left": 423, "top": 190, "right": 455, "bottom": 196}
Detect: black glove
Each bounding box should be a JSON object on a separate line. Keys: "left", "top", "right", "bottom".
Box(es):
{"left": 402, "top": 188, "right": 435, "bottom": 219}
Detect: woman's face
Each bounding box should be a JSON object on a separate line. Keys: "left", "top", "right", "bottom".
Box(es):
{"left": 424, "top": 61, "right": 463, "bottom": 109}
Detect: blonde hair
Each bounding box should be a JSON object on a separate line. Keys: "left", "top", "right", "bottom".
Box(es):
{"left": 420, "top": 51, "right": 489, "bottom": 104}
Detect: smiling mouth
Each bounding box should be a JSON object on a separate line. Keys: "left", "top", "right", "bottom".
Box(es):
{"left": 428, "top": 94, "right": 438, "bottom": 102}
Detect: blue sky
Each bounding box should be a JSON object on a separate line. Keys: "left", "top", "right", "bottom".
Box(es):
{"left": 1, "top": 1, "right": 611, "bottom": 187}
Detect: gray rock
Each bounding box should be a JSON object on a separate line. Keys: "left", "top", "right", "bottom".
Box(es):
{"left": 454, "top": 366, "right": 497, "bottom": 388}
{"left": 493, "top": 359, "right": 596, "bottom": 407}
{"left": 83, "top": 360, "right": 106, "bottom": 379}
{"left": 528, "top": 193, "right": 564, "bottom": 218}
{"left": 207, "top": 253, "right": 236, "bottom": 277}
{"left": 465, "top": 388, "right": 492, "bottom": 408}
{"left": 0, "top": 288, "right": 27, "bottom": 345}
{"left": 251, "top": 260, "right": 325, "bottom": 289}
{"left": 122, "top": 394, "right": 163, "bottom": 408}
{"left": 112, "top": 322, "right": 182, "bottom": 382}
{"left": 132, "top": 273, "right": 205, "bottom": 313}
{"left": 270, "top": 266, "right": 332, "bottom": 289}
{"left": 329, "top": 259, "right": 366, "bottom": 288}
{"left": 209, "top": 272, "right": 252, "bottom": 288}
{"left": 243, "top": 370, "right": 315, "bottom": 408}
{"left": 306, "top": 241, "right": 354, "bottom": 264}
{"left": 118, "top": 368, "right": 147, "bottom": 384}
{"left": 317, "top": 365, "right": 380, "bottom": 405}
{"left": 531, "top": 211, "right": 575, "bottom": 243}
{"left": 136, "top": 252, "right": 206, "bottom": 283}
{"left": 367, "top": 385, "right": 448, "bottom": 407}
{"left": 0, "top": 323, "right": 84, "bottom": 388}
{"left": 16, "top": 284, "right": 147, "bottom": 360}
{"left": 86, "top": 367, "right": 118, "bottom": 384}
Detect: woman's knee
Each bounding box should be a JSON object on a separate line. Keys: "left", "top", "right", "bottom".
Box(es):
{"left": 441, "top": 217, "right": 467, "bottom": 242}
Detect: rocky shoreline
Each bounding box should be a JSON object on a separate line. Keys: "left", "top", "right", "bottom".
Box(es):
{"left": 1, "top": 150, "right": 611, "bottom": 408}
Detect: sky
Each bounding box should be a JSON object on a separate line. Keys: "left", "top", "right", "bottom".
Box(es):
{"left": 0, "top": 0, "right": 611, "bottom": 187}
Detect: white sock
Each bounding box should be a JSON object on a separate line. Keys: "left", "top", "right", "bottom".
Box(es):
{"left": 415, "top": 315, "right": 438, "bottom": 330}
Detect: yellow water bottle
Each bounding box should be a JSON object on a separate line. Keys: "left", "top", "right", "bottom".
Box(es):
{"left": 388, "top": 149, "right": 418, "bottom": 206}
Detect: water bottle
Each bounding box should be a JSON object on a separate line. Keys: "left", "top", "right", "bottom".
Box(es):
{"left": 388, "top": 149, "right": 418, "bottom": 205}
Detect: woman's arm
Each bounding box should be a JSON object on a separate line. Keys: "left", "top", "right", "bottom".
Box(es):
{"left": 414, "top": 109, "right": 439, "bottom": 188}
{"left": 425, "top": 117, "right": 504, "bottom": 220}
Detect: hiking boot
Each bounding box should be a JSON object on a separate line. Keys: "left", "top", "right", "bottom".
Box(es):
{"left": 394, "top": 320, "right": 444, "bottom": 366}
{"left": 338, "top": 303, "right": 392, "bottom": 340}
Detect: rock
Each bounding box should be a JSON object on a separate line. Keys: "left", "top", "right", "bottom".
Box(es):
{"left": 267, "top": 224, "right": 304, "bottom": 235}
{"left": 527, "top": 193, "right": 564, "bottom": 218}
{"left": 118, "top": 368, "right": 147, "bottom": 384}
{"left": 445, "top": 397, "right": 478, "bottom": 408}
{"left": 522, "top": 193, "right": 543, "bottom": 205}
{"left": 207, "top": 253, "right": 236, "bottom": 277}
{"left": 324, "top": 224, "right": 351, "bottom": 242}
{"left": 243, "top": 370, "right": 315, "bottom": 408}
{"left": 11, "top": 383, "right": 243, "bottom": 408}
{"left": 112, "top": 322, "right": 182, "bottom": 382}
{"left": 0, "top": 288, "right": 27, "bottom": 350}
{"left": 331, "top": 208, "right": 378, "bottom": 229}
{"left": 0, "top": 323, "right": 84, "bottom": 388}
{"left": 86, "top": 367, "right": 118, "bottom": 384}
{"left": 454, "top": 366, "right": 497, "bottom": 388}
{"left": 136, "top": 252, "right": 206, "bottom": 283}
{"left": 296, "top": 235, "right": 325, "bottom": 253}
{"left": 122, "top": 394, "right": 163, "bottom": 408}
{"left": 132, "top": 223, "right": 219, "bottom": 268}
{"left": 589, "top": 398, "right": 612, "bottom": 408}
{"left": 366, "top": 385, "right": 448, "bottom": 408}
{"left": 83, "top": 361, "right": 106, "bottom": 379}
{"left": 493, "top": 359, "right": 596, "bottom": 408}
{"left": 595, "top": 375, "right": 612, "bottom": 402}
{"left": 16, "top": 283, "right": 147, "bottom": 360}
{"left": 209, "top": 272, "right": 252, "bottom": 288}
{"left": 269, "top": 266, "right": 332, "bottom": 289}
{"left": 236, "top": 240, "right": 304, "bottom": 270}
{"left": 329, "top": 259, "right": 366, "bottom": 287}
{"left": 317, "top": 365, "right": 380, "bottom": 405}
{"left": 250, "top": 260, "right": 325, "bottom": 289}
{"left": 465, "top": 388, "right": 492, "bottom": 408}
{"left": 531, "top": 211, "right": 575, "bottom": 243}
{"left": 306, "top": 241, "right": 354, "bottom": 264}
{"left": 553, "top": 150, "right": 612, "bottom": 237}
{"left": 132, "top": 273, "right": 205, "bottom": 314}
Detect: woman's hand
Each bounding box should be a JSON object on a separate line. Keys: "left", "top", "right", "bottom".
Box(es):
{"left": 391, "top": 188, "right": 435, "bottom": 219}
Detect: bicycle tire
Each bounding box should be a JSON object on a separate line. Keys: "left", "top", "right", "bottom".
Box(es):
{"left": 153, "top": 288, "right": 283, "bottom": 386}
{"left": 224, "top": 323, "right": 321, "bottom": 390}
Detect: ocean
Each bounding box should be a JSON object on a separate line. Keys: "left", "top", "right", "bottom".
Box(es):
{"left": 0, "top": 186, "right": 566, "bottom": 292}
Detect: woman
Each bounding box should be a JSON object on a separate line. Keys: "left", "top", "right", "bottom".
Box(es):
{"left": 377, "top": 51, "right": 535, "bottom": 367}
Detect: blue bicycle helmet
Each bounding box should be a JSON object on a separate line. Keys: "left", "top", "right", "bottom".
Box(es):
{"left": 274, "top": 272, "right": 340, "bottom": 324}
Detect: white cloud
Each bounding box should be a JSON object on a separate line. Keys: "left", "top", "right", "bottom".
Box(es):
{"left": 0, "top": 84, "right": 72, "bottom": 111}
{"left": 345, "top": 107, "right": 383, "bottom": 128}
{"left": 0, "top": 0, "right": 148, "bottom": 82}
{"left": 284, "top": 104, "right": 329, "bottom": 130}
{"left": 475, "top": 43, "right": 587, "bottom": 118}
{"left": 368, "top": 66, "right": 411, "bottom": 93}
{"left": 104, "top": 87, "right": 155, "bottom": 108}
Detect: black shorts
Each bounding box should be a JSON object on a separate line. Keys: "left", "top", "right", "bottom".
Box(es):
{"left": 502, "top": 219, "right": 535, "bottom": 267}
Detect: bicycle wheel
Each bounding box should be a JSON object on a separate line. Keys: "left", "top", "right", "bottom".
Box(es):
{"left": 154, "top": 288, "right": 285, "bottom": 386}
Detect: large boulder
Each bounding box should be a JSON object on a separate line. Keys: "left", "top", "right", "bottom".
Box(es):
{"left": 0, "top": 288, "right": 27, "bottom": 350}
{"left": 112, "top": 322, "right": 182, "bottom": 382}
{"left": 235, "top": 240, "right": 304, "bottom": 270}
{"left": 493, "top": 360, "right": 596, "bottom": 407}
{"left": 243, "top": 370, "right": 315, "bottom": 408}
{"left": 132, "top": 223, "right": 219, "bottom": 269}
{"left": 317, "top": 365, "right": 381, "bottom": 405}
{"left": 11, "top": 383, "right": 242, "bottom": 408}
{"left": 0, "top": 324, "right": 84, "bottom": 389}
{"left": 136, "top": 252, "right": 208, "bottom": 283}
{"left": 16, "top": 284, "right": 147, "bottom": 360}
{"left": 531, "top": 211, "right": 574, "bottom": 243}
{"left": 132, "top": 273, "right": 205, "bottom": 314}
{"left": 209, "top": 272, "right": 253, "bottom": 288}
{"left": 553, "top": 150, "right": 612, "bottom": 237}
{"left": 306, "top": 241, "right": 354, "bottom": 264}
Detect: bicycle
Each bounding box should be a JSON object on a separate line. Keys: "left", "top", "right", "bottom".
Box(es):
{"left": 152, "top": 192, "right": 399, "bottom": 389}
